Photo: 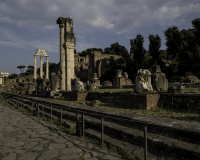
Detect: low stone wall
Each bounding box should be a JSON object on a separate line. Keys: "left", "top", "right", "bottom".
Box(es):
{"left": 160, "top": 93, "right": 200, "bottom": 110}
{"left": 61, "top": 91, "right": 88, "bottom": 101}
{"left": 86, "top": 92, "right": 160, "bottom": 110}
{"left": 169, "top": 83, "right": 200, "bottom": 88}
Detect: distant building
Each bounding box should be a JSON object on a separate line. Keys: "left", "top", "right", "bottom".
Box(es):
{"left": 0, "top": 72, "right": 9, "bottom": 86}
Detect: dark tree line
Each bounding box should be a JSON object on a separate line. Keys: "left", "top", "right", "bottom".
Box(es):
{"left": 81, "top": 18, "right": 200, "bottom": 83}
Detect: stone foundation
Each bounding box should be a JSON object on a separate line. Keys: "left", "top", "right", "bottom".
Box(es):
{"left": 86, "top": 92, "right": 160, "bottom": 110}
{"left": 61, "top": 91, "right": 88, "bottom": 101}
{"left": 161, "top": 93, "right": 200, "bottom": 110}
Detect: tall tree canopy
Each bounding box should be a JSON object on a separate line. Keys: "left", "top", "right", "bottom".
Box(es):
{"left": 17, "top": 65, "right": 26, "bottom": 74}
{"left": 148, "top": 34, "right": 161, "bottom": 65}
{"left": 130, "top": 34, "right": 146, "bottom": 71}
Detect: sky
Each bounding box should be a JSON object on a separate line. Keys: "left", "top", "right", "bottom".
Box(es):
{"left": 0, "top": 0, "right": 200, "bottom": 75}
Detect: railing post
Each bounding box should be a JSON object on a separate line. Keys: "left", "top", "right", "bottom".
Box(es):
{"left": 101, "top": 117, "right": 104, "bottom": 146}
{"left": 144, "top": 124, "right": 148, "bottom": 160}
{"left": 42, "top": 104, "right": 44, "bottom": 118}
{"left": 50, "top": 105, "right": 52, "bottom": 122}
{"left": 37, "top": 104, "right": 39, "bottom": 116}
{"left": 60, "top": 108, "right": 63, "bottom": 127}
{"left": 82, "top": 113, "right": 85, "bottom": 136}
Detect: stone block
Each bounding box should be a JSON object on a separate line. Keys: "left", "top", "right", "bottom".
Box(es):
{"left": 152, "top": 65, "right": 161, "bottom": 73}
{"left": 113, "top": 77, "right": 126, "bottom": 88}
{"left": 93, "top": 79, "right": 100, "bottom": 86}
{"left": 135, "top": 69, "right": 153, "bottom": 93}
{"left": 151, "top": 65, "right": 168, "bottom": 91}
{"left": 125, "top": 79, "right": 132, "bottom": 85}
{"left": 102, "top": 81, "right": 112, "bottom": 87}
{"left": 87, "top": 83, "right": 98, "bottom": 91}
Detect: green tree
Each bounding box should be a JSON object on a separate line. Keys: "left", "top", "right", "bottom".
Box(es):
{"left": 191, "top": 18, "right": 200, "bottom": 78}
{"left": 164, "top": 26, "right": 183, "bottom": 59}
{"left": 130, "top": 34, "right": 146, "bottom": 72}
{"left": 8, "top": 73, "right": 18, "bottom": 79}
{"left": 148, "top": 34, "right": 161, "bottom": 65}
{"left": 164, "top": 26, "right": 183, "bottom": 75}
{"left": 17, "top": 65, "right": 26, "bottom": 76}
{"left": 26, "top": 65, "right": 34, "bottom": 75}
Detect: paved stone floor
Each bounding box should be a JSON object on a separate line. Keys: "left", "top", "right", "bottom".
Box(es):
{"left": 0, "top": 104, "right": 124, "bottom": 160}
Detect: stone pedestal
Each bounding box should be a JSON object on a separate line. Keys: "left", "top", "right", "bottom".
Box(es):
{"left": 113, "top": 77, "right": 126, "bottom": 88}
{"left": 102, "top": 81, "right": 112, "bottom": 87}
{"left": 90, "top": 79, "right": 100, "bottom": 86}
{"left": 152, "top": 65, "right": 168, "bottom": 91}
{"left": 36, "top": 78, "right": 44, "bottom": 91}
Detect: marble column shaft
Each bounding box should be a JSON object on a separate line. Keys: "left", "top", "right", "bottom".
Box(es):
{"left": 40, "top": 56, "right": 43, "bottom": 78}
{"left": 46, "top": 56, "right": 49, "bottom": 79}
{"left": 65, "top": 43, "right": 74, "bottom": 91}
{"left": 34, "top": 56, "right": 37, "bottom": 79}
{"left": 60, "top": 23, "right": 66, "bottom": 90}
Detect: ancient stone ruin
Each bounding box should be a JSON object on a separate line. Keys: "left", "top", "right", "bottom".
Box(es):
{"left": 34, "top": 49, "right": 49, "bottom": 80}
{"left": 71, "top": 78, "right": 85, "bottom": 92}
{"left": 151, "top": 65, "right": 168, "bottom": 91}
{"left": 57, "top": 16, "right": 76, "bottom": 91}
{"left": 135, "top": 69, "right": 153, "bottom": 93}
{"left": 113, "top": 70, "right": 132, "bottom": 88}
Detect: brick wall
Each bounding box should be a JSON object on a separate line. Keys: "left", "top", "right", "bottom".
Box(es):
{"left": 161, "top": 93, "right": 200, "bottom": 110}
{"left": 86, "top": 92, "right": 160, "bottom": 110}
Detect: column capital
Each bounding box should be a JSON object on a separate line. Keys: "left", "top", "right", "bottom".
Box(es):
{"left": 57, "top": 17, "right": 64, "bottom": 28}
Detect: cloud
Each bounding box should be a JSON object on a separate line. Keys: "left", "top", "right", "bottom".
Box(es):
{"left": 76, "top": 41, "right": 97, "bottom": 52}
{"left": 0, "top": 27, "right": 59, "bottom": 53}
{"left": 0, "top": 0, "right": 199, "bottom": 33}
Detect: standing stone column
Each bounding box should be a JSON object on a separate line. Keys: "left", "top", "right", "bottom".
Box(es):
{"left": 65, "top": 43, "right": 75, "bottom": 91}
{"left": 57, "top": 18, "right": 66, "bottom": 90}
{"left": 34, "top": 56, "right": 37, "bottom": 79}
{"left": 2, "top": 76, "right": 4, "bottom": 86}
{"left": 40, "top": 56, "right": 43, "bottom": 78}
{"left": 46, "top": 56, "right": 49, "bottom": 79}
{"left": 57, "top": 17, "right": 75, "bottom": 91}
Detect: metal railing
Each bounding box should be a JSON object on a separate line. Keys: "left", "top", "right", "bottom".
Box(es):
{"left": 0, "top": 92, "right": 149, "bottom": 159}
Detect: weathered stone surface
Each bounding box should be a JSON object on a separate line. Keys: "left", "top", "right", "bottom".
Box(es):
{"left": 18, "top": 152, "right": 38, "bottom": 160}
{"left": 4, "top": 142, "right": 24, "bottom": 148}
{"left": 60, "top": 147, "right": 82, "bottom": 155}
{"left": 37, "top": 150, "right": 59, "bottom": 160}
{"left": 102, "top": 81, "right": 112, "bottom": 87}
{"left": 52, "top": 138, "right": 67, "bottom": 144}
{"left": 36, "top": 78, "right": 44, "bottom": 91}
{"left": 47, "top": 143, "right": 66, "bottom": 149}
{"left": 2, "top": 153, "right": 16, "bottom": 160}
{"left": 102, "top": 154, "right": 123, "bottom": 160}
{"left": 86, "top": 157, "right": 99, "bottom": 160}
{"left": 83, "top": 152, "right": 92, "bottom": 159}
{"left": 59, "top": 154, "right": 81, "bottom": 160}
{"left": 71, "top": 78, "right": 85, "bottom": 92}
{"left": 50, "top": 72, "right": 60, "bottom": 91}
{"left": 0, "top": 148, "right": 13, "bottom": 155}
{"left": 183, "top": 76, "right": 200, "bottom": 83}
{"left": 115, "top": 70, "right": 123, "bottom": 77}
{"left": 168, "top": 85, "right": 185, "bottom": 93}
{"left": 66, "top": 142, "right": 75, "bottom": 147}
{"left": 31, "top": 144, "right": 44, "bottom": 152}
{"left": 87, "top": 83, "right": 98, "bottom": 91}
{"left": 135, "top": 69, "right": 153, "bottom": 93}
{"left": 91, "top": 100, "right": 101, "bottom": 106}
{"left": 151, "top": 65, "right": 168, "bottom": 91}
{"left": 23, "top": 142, "right": 38, "bottom": 150}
